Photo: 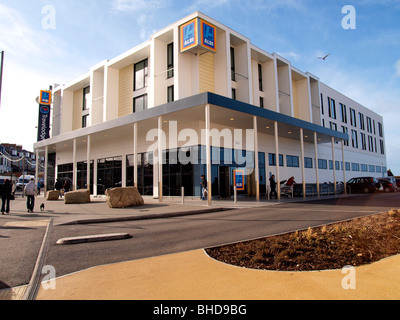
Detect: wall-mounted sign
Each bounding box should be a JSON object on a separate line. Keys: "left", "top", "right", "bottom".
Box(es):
{"left": 39, "top": 90, "right": 52, "bottom": 105}
{"left": 180, "top": 18, "right": 217, "bottom": 53}
{"left": 234, "top": 169, "right": 245, "bottom": 191}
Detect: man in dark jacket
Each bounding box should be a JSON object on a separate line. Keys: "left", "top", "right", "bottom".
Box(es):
{"left": 1, "top": 179, "right": 12, "bottom": 214}
{"left": 269, "top": 175, "right": 277, "bottom": 200}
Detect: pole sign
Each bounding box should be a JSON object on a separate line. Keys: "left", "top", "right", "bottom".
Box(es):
{"left": 37, "top": 90, "right": 52, "bottom": 141}
{"left": 234, "top": 170, "right": 245, "bottom": 191}
{"left": 180, "top": 18, "right": 217, "bottom": 53}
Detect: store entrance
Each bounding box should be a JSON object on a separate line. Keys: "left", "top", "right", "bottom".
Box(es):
{"left": 219, "top": 166, "right": 230, "bottom": 199}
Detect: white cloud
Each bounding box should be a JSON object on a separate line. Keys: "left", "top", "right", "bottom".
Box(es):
{"left": 112, "top": 0, "right": 171, "bottom": 12}
{"left": 395, "top": 59, "right": 400, "bottom": 77}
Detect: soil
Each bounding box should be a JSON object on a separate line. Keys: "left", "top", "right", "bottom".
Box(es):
{"left": 206, "top": 209, "right": 400, "bottom": 272}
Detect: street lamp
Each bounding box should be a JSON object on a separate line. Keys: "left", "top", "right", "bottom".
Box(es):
{"left": 0, "top": 51, "right": 4, "bottom": 109}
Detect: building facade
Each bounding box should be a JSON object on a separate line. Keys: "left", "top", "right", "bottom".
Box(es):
{"left": 34, "top": 12, "right": 387, "bottom": 201}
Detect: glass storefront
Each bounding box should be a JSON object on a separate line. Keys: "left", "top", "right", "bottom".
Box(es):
{"left": 126, "top": 152, "right": 154, "bottom": 196}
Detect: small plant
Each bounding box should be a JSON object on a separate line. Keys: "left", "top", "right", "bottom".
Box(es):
{"left": 389, "top": 209, "right": 400, "bottom": 218}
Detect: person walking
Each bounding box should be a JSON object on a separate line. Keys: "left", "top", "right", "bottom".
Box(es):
{"left": 1, "top": 179, "right": 12, "bottom": 215}
{"left": 269, "top": 174, "right": 277, "bottom": 200}
{"left": 200, "top": 175, "right": 207, "bottom": 200}
{"left": 24, "top": 178, "right": 38, "bottom": 213}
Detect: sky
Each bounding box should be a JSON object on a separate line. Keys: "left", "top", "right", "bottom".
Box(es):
{"left": 0, "top": 0, "right": 399, "bottom": 173}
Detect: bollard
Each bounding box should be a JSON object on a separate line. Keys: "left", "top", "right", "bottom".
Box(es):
{"left": 181, "top": 187, "right": 185, "bottom": 205}
{"left": 234, "top": 186, "right": 237, "bottom": 204}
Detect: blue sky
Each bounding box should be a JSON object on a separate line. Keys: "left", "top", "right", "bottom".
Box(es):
{"left": 0, "top": 0, "right": 399, "bottom": 173}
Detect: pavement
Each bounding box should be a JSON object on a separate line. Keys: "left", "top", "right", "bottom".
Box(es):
{"left": 1, "top": 192, "right": 400, "bottom": 300}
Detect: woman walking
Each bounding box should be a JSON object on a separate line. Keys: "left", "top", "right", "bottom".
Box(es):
{"left": 1, "top": 179, "right": 12, "bottom": 215}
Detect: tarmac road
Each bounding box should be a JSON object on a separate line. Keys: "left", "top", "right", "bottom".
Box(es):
{"left": 1, "top": 192, "right": 400, "bottom": 292}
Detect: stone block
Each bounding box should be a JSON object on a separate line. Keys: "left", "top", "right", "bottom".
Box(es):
{"left": 105, "top": 187, "right": 144, "bottom": 208}
{"left": 64, "top": 189, "right": 91, "bottom": 204}
{"left": 46, "top": 190, "right": 60, "bottom": 201}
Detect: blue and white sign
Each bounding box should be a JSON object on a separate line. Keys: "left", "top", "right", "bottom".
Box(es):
{"left": 180, "top": 18, "right": 217, "bottom": 53}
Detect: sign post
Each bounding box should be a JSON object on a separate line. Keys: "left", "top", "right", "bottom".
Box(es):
{"left": 37, "top": 90, "right": 52, "bottom": 141}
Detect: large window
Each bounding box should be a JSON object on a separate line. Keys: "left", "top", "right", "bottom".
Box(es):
{"left": 350, "top": 108, "right": 357, "bottom": 127}
{"left": 231, "top": 47, "right": 236, "bottom": 81}
{"left": 167, "top": 43, "right": 174, "bottom": 79}
{"left": 133, "top": 94, "right": 147, "bottom": 113}
{"left": 286, "top": 155, "right": 299, "bottom": 168}
{"left": 82, "top": 86, "right": 90, "bottom": 128}
{"left": 340, "top": 103, "right": 347, "bottom": 123}
{"left": 126, "top": 153, "right": 154, "bottom": 196}
{"left": 134, "top": 59, "right": 148, "bottom": 91}
{"left": 258, "top": 63, "right": 263, "bottom": 91}
{"left": 351, "top": 129, "right": 358, "bottom": 148}
{"left": 359, "top": 112, "right": 365, "bottom": 130}
{"left": 328, "top": 97, "right": 336, "bottom": 119}
{"left": 97, "top": 157, "right": 122, "bottom": 195}
{"left": 269, "top": 153, "right": 284, "bottom": 167}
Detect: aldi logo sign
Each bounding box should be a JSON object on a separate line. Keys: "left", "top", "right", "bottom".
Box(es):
{"left": 180, "top": 18, "right": 217, "bottom": 53}
{"left": 39, "top": 90, "right": 52, "bottom": 105}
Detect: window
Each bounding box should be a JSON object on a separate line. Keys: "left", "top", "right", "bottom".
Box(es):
{"left": 82, "top": 115, "right": 89, "bottom": 128}
{"left": 134, "top": 59, "right": 148, "bottom": 91}
{"left": 352, "top": 163, "right": 360, "bottom": 172}
{"left": 318, "top": 159, "right": 328, "bottom": 170}
{"left": 133, "top": 94, "right": 147, "bottom": 113}
{"left": 304, "top": 157, "right": 313, "bottom": 169}
{"left": 368, "top": 136, "right": 374, "bottom": 152}
{"left": 369, "top": 165, "right": 376, "bottom": 173}
{"left": 359, "top": 113, "right": 365, "bottom": 130}
{"left": 378, "top": 122, "right": 383, "bottom": 137}
{"left": 259, "top": 97, "right": 264, "bottom": 109}
{"left": 167, "top": 86, "right": 174, "bottom": 103}
{"left": 167, "top": 43, "right": 174, "bottom": 78}
{"left": 232, "top": 88, "right": 236, "bottom": 100}
{"left": 351, "top": 129, "right": 358, "bottom": 148}
{"left": 328, "top": 97, "right": 336, "bottom": 119}
{"left": 330, "top": 122, "right": 337, "bottom": 131}
{"left": 258, "top": 63, "right": 263, "bottom": 91}
{"left": 342, "top": 126, "right": 349, "bottom": 146}
{"left": 269, "top": 153, "right": 284, "bottom": 167}
{"left": 380, "top": 140, "right": 385, "bottom": 155}
{"left": 340, "top": 103, "right": 347, "bottom": 123}
{"left": 366, "top": 117, "right": 373, "bottom": 133}
{"left": 230, "top": 47, "right": 236, "bottom": 81}
{"left": 350, "top": 108, "right": 357, "bottom": 127}
{"left": 360, "top": 133, "right": 367, "bottom": 150}
{"left": 286, "top": 155, "right": 299, "bottom": 168}
{"left": 361, "top": 164, "right": 368, "bottom": 172}
{"left": 320, "top": 94, "right": 324, "bottom": 115}
{"left": 376, "top": 166, "right": 382, "bottom": 173}
{"left": 83, "top": 86, "right": 90, "bottom": 111}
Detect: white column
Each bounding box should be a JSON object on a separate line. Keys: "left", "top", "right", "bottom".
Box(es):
{"left": 274, "top": 121, "right": 281, "bottom": 200}
{"left": 205, "top": 104, "right": 212, "bottom": 206}
{"left": 253, "top": 116, "right": 260, "bottom": 201}
{"left": 332, "top": 137, "right": 337, "bottom": 195}
{"left": 158, "top": 116, "right": 163, "bottom": 202}
{"left": 300, "top": 128, "right": 306, "bottom": 198}
{"left": 44, "top": 146, "right": 48, "bottom": 193}
{"left": 93, "top": 159, "right": 98, "bottom": 196}
{"left": 35, "top": 148, "right": 39, "bottom": 187}
{"left": 86, "top": 135, "right": 91, "bottom": 192}
{"left": 314, "top": 132, "right": 320, "bottom": 197}
{"left": 73, "top": 139, "right": 77, "bottom": 191}
{"left": 122, "top": 154, "right": 127, "bottom": 188}
{"left": 134, "top": 122, "right": 138, "bottom": 188}
{"left": 342, "top": 140, "right": 347, "bottom": 195}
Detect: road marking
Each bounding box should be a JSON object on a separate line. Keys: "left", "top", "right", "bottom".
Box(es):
{"left": 56, "top": 233, "right": 132, "bottom": 245}
{"left": 5, "top": 220, "right": 50, "bottom": 228}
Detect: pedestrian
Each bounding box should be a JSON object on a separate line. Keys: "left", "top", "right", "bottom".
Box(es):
{"left": 54, "top": 179, "right": 63, "bottom": 198}
{"left": 63, "top": 179, "right": 71, "bottom": 193}
{"left": 37, "top": 181, "right": 41, "bottom": 195}
{"left": 1, "top": 179, "right": 12, "bottom": 215}
{"left": 24, "top": 178, "right": 38, "bottom": 213}
{"left": 269, "top": 174, "right": 277, "bottom": 199}
{"left": 200, "top": 175, "right": 207, "bottom": 200}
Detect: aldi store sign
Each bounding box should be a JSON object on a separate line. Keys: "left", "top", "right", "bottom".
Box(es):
{"left": 180, "top": 18, "right": 217, "bottom": 53}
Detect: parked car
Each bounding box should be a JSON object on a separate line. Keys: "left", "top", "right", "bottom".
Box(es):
{"left": 377, "top": 177, "right": 398, "bottom": 192}
{"left": 346, "top": 177, "right": 381, "bottom": 194}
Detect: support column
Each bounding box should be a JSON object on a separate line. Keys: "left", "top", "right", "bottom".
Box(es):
{"left": 35, "top": 148, "right": 39, "bottom": 187}
{"left": 342, "top": 140, "right": 347, "bottom": 195}
{"left": 332, "top": 137, "right": 337, "bottom": 195}
{"left": 253, "top": 116, "right": 260, "bottom": 202}
{"left": 274, "top": 121, "right": 281, "bottom": 200}
{"left": 158, "top": 116, "right": 163, "bottom": 203}
{"left": 86, "top": 135, "right": 91, "bottom": 192}
{"left": 73, "top": 139, "right": 77, "bottom": 191}
{"left": 93, "top": 159, "right": 98, "bottom": 196}
{"left": 44, "top": 146, "right": 48, "bottom": 193}
{"left": 314, "top": 132, "right": 320, "bottom": 197}
{"left": 134, "top": 122, "right": 138, "bottom": 188}
{"left": 300, "top": 128, "right": 306, "bottom": 198}
{"left": 205, "top": 104, "right": 212, "bottom": 206}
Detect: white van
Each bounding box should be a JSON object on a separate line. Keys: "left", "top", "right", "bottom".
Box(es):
{"left": 16, "top": 175, "right": 36, "bottom": 191}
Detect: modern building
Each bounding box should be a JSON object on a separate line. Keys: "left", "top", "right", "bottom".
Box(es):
{"left": 34, "top": 12, "right": 386, "bottom": 202}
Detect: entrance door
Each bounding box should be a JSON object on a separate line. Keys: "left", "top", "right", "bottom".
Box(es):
{"left": 219, "top": 166, "right": 230, "bottom": 199}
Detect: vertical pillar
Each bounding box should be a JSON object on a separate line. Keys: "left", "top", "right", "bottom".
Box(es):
{"left": 332, "top": 137, "right": 337, "bottom": 195}
{"left": 35, "top": 148, "right": 39, "bottom": 188}
{"left": 205, "top": 104, "right": 212, "bottom": 206}
{"left": 93, "top": 159, "right": 98, "bottom": 196}
{"left": 314, "top": 132, "right": 320, "bottom": 197}
{"left": 274, "top": 121, "right": 281, "bottom": 200}
{"left": 342, "top": 140, "right": 347, "bottom": 195}
{"left": 134, "top": 122, "right": 138, "bottom": 188}
{"left": 44, "top": 146, "right": 48, "bottom": 193}
{"left": 73, "top": 139, "right": 77, "bottom": 191}
{"left": 86, "top": 135, "right": 91, "bottom": 192}
{"left": 300, "top": 128, "right": 306, "bottom": 198}
{"left": 158, "top": 116, "right": 163, "bottom": 203}
{"left": 253, "top": 116, "right": 260, "bottom": 202}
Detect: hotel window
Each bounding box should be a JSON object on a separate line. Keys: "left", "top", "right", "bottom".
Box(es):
{"left": 232, "top": 88, "right": 236, "bottom": 100}
{"left": 342, "top": 126, "right": 349, "bottom": 146}
{"left": 258, "top": 63, "right": 263, "bottom": 91}
{"left": 269, "top": 153, "right": 284, "bottom": 167}
{"left": 340, "top": 103, "right": 347, "bottom": 123}
{"left": 134, "top": 59, "right": 148, "bottom": 91}
{"left": 350, "top": 108, "right": 357, "bottom": 127}
{"left": 230, "top": 47, "right": 236, "bottom": 81}
{"left": 328, "top": 97, "right": 336, "bottom": 119}
{"left": 359, "top": 112, "right": 365, "bottom": 130}
{"left": 366, "top": 117, "right": 373, "bottom": 133}
{"left": 360, "top": 133, "right": 367, "bottom": 150}
{"left": 378, "top": 122, "right": 383, "bottom": 137}
{"left": 368, "top": 136, "right": 374, "bottom": 152}
{"left": 380, "top": 140, "right": 385, "bottom": 155}
{"left": 167, "top": 85, "right": 174, "bottom": 103}
{"left": 351, "top": 129, "right": 358, "bottom": 148}
{"left": 167, "top": 43, "right": 174, "bottom": 79}
{"left": 82, "top": 86, "right": 90, "bottom": 128}
{"left": 318, "top": 159, "right": 328, "bottom": 170}
{"left": 260, "top": 97, "right": 264, "bottom": 109}
{"left": 320, "top": 94, "right": 324, "bottom": 115}
{"left": 352, "top": 163, "right": 360, "bottom": 172}
{"left": 82, "top": 115, "right": 89, "bottom": 128}
{"left": 361, "top": 164, "right": 368, "bottom": 172}
{"left": 330, "top": 122, "right": 337, "bottom": 131}
{"left": 286, "top": 155, "right": 299, "bottom": 168}
{"left": 304, "top": 157, "right": 313, "bottom": 169}
{"left": 133, "top": 94, "right": 147, "bottom": 113}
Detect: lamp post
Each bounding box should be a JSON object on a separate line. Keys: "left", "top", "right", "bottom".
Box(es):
{"left": 0, "top": 51, "right": 4, "bottom": 109}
